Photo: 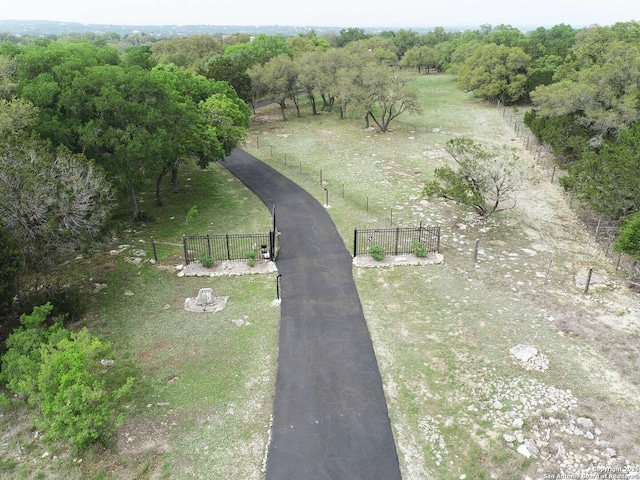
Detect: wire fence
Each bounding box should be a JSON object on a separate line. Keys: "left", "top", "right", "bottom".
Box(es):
{"left": 495, "top": 99, "right": 640, "bottom": 284}
{"left": 251, "top": 135, "right": 423, "bottom": 228}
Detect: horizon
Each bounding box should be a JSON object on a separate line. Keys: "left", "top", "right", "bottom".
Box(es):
{"left": 2, "top": 0, "right": 638, "bottom": 31}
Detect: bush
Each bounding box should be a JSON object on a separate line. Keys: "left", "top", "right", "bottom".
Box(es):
{"left": 245, "top": 250, "right": 257, "bottom": 267}
{"left": 410, "top": 241, "right": 427, "bottom": 258}
{"left": 197, "top": 252, "right": 215, "bottom": 268}
{"left": 0, "top": 303, "right": 68, "bottom": 396}
{"left": 1, "top": 303, "right": 134, "bottom": 449}
{"left": 35, "top": 328, "right": 133, "bottom": 448}
{"left": 369, "top": 245, "right": 386, "bottom": 261}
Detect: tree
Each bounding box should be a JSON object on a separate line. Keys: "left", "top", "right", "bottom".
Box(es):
{"left": 199, "top": 51, "right": 253, "bottom": 104}
{"left": 456, "top": 43, "right": 531, "bottom": 104}
{"left": 150, "top": 34, "right": 224, "bottom": 69}
{"left": 561, "top": 119, "right": 640, "bottom": 219}
{"left": 364, "top": 70, "right": 420, "bottom": 133}
{"left": 0, "top": 140, "right": 114, "bottom": 265}
{"left": 530, "top": 40, "right": 640, "bottom": 142}
{"left": 400, "top": 45, "right": 437, "bottom": 73}
{"left": 614, "top": 212, "right": 640, "bottom": 261}
{"left": 392, "top": 29, "right": 423, "bottom": 59}
{"left": 249, "top": 54, "right": 299, "bottom": 120}
{"left": 424, "top": 137, "right": 529, "bottom": 217}
{"left": 295, "top": 51, "right": 324, "bottom": 115}
{"left": 334, "top": 28, "right": 369, "bottom": 47}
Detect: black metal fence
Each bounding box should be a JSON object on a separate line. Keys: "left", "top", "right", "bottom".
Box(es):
{"left": 182, "top": 232, "right": 279, "bottom": 265}
{"left": 353, "top": 225, "right": 441, "bottom": 257}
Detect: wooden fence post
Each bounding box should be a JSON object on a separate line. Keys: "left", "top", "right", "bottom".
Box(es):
{"left": 584, "top": 267, "right": 593, "bottom": 295}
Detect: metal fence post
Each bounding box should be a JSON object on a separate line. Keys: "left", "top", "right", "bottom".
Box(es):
{"left": 182, "top": 234, "right": 189, "bottom": 265}
{"left": 353, "top": 229, "right": 358, "bottom": 257}
{"left": 151, "top": 236, "right": 158, "bottom": 262}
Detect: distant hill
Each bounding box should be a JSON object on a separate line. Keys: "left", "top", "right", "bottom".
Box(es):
{"left": 0, "top": 19, "right": 489, "bottom": 38}
{"left": 0, "top": 20, "right": 341, "bottom": 37}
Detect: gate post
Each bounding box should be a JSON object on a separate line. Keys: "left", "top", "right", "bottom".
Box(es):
{"left": 182, "top": 234, "right": 189, "bottom": 265}
{"left": 226, "top": 234, "right": 231, "bottom": 260}
{"left": 353, "top": 229, "right": 358, "bottom": 257}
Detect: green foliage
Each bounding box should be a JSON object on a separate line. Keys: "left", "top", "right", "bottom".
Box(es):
{"left": 563, "top": 118, "right": 640, "bottom": 219}
{"left": 523, "top": 110, "right": 592, "bottom": 162}
{"left": 245, "top": 250, "right": 258, "bottom": 267}
{"left": 197, "top": 253, "right": 215, "bottom": 268}
{"left": 186, "top": 205, "right": 198, "bottom": 225}
{"left": 614, "top": 212, "right": 640, "bottom": 261}
{"left": 424, "top": 137, "right": 528, "bottom": 217}
{"left": 35, "top": 328, "right": 133, "bottom": 448}
{"left": 369, "top": 245, "right": 386, "bottom": 261}
{"left": 410, "top": 241, "right": 427, "bottom": 258}
{"left": 0, "top": 303, "right": 67, "bottom": 396}
{"left": 424, "top": 164, "right": 484, "bottom": 209}
{"left": 0, "top": 226, "right": 22, "bottom": 314}
{"left": 456, "top": 43, "right": 530, "bottom": 104}
{"left": 1, "top": 303, "right": 134, "bottom": 449}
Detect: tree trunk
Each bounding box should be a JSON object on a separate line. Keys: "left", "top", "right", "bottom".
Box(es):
{"left": 171, "top": 163, "right": 179, "bottom": 193}
{"left": 128, "top": 183, "right": 140, "bottom": 220}
{"left": 321, "top": 93, "right": 330, "bottom": 111}
{"left": 309, "top": 94, "right": 317, "bottom": 115}
{"left": 364, "top": 112, "right": 370, "bottom": 129}
{"left": 278, "top": 101, "right": 287, "bottom": 121}
{"left": 155, "top": 172, "right": 164, "bottom": 207}
{"left": 292, "top": 95, "right": 300, "bottom": 117}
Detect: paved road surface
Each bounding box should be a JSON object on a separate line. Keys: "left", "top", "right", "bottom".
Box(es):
{"left": 224, "top": 149, "right": 402, "bottom": 480}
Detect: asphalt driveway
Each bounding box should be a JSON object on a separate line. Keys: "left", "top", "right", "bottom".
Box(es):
{"left": 224, "top": 149, "right": 402, "bottom": 480}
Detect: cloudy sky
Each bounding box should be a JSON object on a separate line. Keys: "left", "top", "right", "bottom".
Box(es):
{"left": 1, "top": 0, "right": 638, "bottom": 28}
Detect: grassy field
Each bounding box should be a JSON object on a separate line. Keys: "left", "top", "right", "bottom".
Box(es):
{"left": 2, "top": 73, "right": 639, "bottom": 479}
{"left": 244, "top": 74, "right": 640, "bottom": 479}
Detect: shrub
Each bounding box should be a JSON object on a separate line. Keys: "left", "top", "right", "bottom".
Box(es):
{"left": 35, "top": 328, "right": 133, "bottom": 448}
{"left": 1, "top": 303, "right": 134, "bottom": 449}
{"left": 410, "top": 241, "right": 427, "bottom": 258}
{"left": 0, "top": 303, "right": 68, "bottom": 396}
{"left": 369, "top": 245, "right": 386, "bottom": 261}
{"left": 245, "top": 250, "right": 258, "bottom": 267}
{"left": 197, "top": 253, "right": 215, "bottom": 268}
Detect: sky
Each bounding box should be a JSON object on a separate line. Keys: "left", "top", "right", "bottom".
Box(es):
{"left": 1, "top": 0, "right": 639, "bottom": 29}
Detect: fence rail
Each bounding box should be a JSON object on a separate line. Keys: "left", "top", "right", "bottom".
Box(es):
{"left": 182, "top": 232, "right": 278, "bottom": 265}
{"left": 353, "top": 225, "right": 440, "bottom": 257}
